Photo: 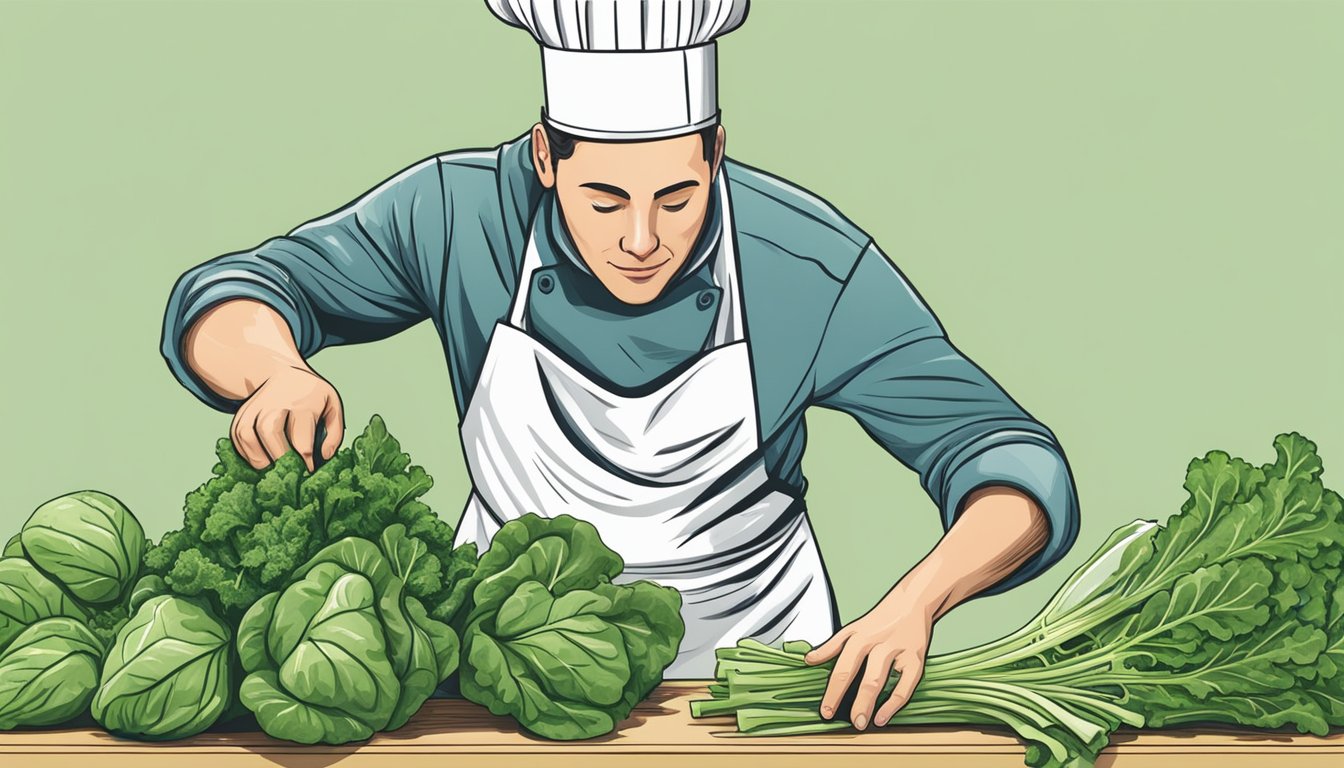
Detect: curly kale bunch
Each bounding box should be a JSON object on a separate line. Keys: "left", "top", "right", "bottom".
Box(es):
{"left": 144, "top": 415, "right": 478, "bottom": 626}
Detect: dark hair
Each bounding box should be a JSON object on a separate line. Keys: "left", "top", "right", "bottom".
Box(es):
{"left": 540, "top": 109, "right": 719, "bottom": 171}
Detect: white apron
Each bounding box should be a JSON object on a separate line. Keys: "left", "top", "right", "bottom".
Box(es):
{"left": 453, "top": 177, "right": 837, "bottom": 678}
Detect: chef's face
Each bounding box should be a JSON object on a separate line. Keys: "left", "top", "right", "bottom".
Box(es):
{"left": 532, "top": 123, "right": 725, "bottom": 305}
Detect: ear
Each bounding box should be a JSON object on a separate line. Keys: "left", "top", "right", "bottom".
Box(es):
{"left": 532, "top": 123, "right": 556, "bottom": 188}
{"left": 711, "top": 124, "right": 726, "bottom": 182}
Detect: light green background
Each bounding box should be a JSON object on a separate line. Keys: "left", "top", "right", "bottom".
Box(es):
{"left": 1, "top": 0, "right": 1339, "bottom": 654}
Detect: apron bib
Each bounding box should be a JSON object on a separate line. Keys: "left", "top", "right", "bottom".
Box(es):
{"left": 453, "top": 177, "right": 837, "bottom": 677}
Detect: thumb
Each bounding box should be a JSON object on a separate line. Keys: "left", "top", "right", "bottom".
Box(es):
{"left": 804, "top": 628, "right": 851, "bottom": 666}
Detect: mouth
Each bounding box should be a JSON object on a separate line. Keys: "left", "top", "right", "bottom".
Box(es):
{"left": 608, "top": 258, "right": 671, "bottom": 282}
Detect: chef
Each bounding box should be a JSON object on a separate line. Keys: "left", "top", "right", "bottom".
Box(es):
{"left": 162, "top": 0, "right": 1079, "bottom": 731}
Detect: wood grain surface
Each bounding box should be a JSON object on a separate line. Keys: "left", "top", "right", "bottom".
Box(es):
{"left": 3, "top": 682, "right": 1342, "bottom": 767}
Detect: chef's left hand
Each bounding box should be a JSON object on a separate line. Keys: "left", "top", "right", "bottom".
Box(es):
{"left": 803, "top": 590, "right": 933, "bottom": 730}
{"left": 803, "top": 487, "right": 1050, "bottom": 731}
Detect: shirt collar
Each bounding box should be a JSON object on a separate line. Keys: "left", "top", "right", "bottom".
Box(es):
{"left": 539, "top": 173, "right": 725, "bottom": 286}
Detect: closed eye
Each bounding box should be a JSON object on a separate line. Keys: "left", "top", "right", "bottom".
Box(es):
{"left": 592, "top": 202, "right": 621, "bottom": 214}
{"left": 661, "top": 200, "right": 689, "bottom": 212}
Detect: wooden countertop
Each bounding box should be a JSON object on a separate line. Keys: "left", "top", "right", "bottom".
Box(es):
{"left": 3, "top": 682, "right": 1343, "bottom": 767}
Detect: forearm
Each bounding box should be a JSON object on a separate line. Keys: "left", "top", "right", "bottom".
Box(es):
{"left": 183, "top": 299, "right": 311, "bottom": 401}
{"left": 889, "top": 486, "right": 1050, "bottom": 622}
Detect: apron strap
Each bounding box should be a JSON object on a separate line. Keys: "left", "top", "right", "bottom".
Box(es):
{"left": 709, "top": 174, "right": 745, "bottom": 347}
{"left": 507, "top": 220, "right": 546, "bottom": 330}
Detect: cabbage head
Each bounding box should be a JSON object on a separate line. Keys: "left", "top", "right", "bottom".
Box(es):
{"left": 236, "top": 529, "right": 459, "bottom": 744}
{"left": 458, "top": 514, "right": 684, "bottom": 740}
{"left": 0, "top": 557, "right": 87, "bottom": 650}
{"left": 21, "top": 490, "right": 145, "bottom": 605}
{"left": 92, "top": 595, "right": 232, "bottom": 739}
{"left": 0, "top": 617, "right": 104, "bottom": 728}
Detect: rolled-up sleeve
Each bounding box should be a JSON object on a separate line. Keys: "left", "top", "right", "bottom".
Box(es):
{"left": 811, "top": 242, "right": 1079, "bottom": 595}
{"left": 161, "top": 158, "right": 448, "bottom": 412}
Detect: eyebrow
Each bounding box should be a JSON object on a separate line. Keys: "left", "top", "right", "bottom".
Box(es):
{"left": 654, "top": 180, "right": 699, "bottom": 198}
{"left": 579, "top": 182, "right": 630, "bottom": 200}
{"left": 578, "top": 179, "right": 700, "bottom": 200}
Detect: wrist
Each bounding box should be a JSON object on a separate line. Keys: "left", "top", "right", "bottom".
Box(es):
{"left": 884, "top": 570, "right": 947, "bottom": 624}
{"left": 884, "top": 487, "right": 1050, "bottom": 624}
{"left": 240, "top": 356, "right": 312, "bottom": 397}
{"left": 185, "top": 299, "right": 309, "bottom": 400}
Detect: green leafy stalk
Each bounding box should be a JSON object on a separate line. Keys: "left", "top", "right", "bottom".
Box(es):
{"left": 692, "top": 434, "right": 1344, "bottom": 768}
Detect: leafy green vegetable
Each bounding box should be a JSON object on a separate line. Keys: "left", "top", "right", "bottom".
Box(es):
{"left": 1, "top": 535, "right": 20, "bottom": 558}
{"left": 92, "top": 595, "right": 233, "bottom": 740}
{"left": 0, "top": 494, "right": 147, "bottom": 732}
{"left": 0, "top": 617, "right": 105, "bottom": 729}
{"left": 0, "top": 557, "right": 88, "bottom": 650}
{"left": 127, "top": 575, "right": 168, "bottom": 615}
{"left": 83, "top": 602, "right": 131, "bottom": 653}
{"left": 464, "top": 513, "right": 624, "bottom": 624}
{"left": 144, "top": 415, "right": 470, "bottom": 626}
{"left": 693, "top": 433, "right": 1344, "bottom": 767}
{"left": 236, "top": 533, "right": 459, "bottom": 744}
{"left": 458, "top": 514, "right": 684, "bottom": 740}
{"left": 20, "top": 490, "right": 146, "bottom": 605}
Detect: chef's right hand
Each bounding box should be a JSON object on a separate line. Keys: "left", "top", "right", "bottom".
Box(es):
{"left": 230, "top": 364, "right": 344, "bottom": 473}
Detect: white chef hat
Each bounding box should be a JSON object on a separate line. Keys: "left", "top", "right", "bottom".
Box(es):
{"left": 487, "top": 0, "right": 749, "bottom": 140}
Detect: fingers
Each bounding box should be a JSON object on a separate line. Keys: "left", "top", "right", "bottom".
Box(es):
{"left": 804, "top": 627, "right": 850, "bottom": 666}
{"left": 227, "top": 369, "right": 341, "bottom": 471}
{"left": 230, "top": 406, "right": 269, "bottom": 470}
{"left": 255, "top": 410, "right": 291, "bottom": 465}
{"left": 875, "top": 652, "right": 927, "bottom": 727}
{"left": 819, "top": 640, "right": 866, "bottom": 721}
{"left": 320, "top": 396, "right": 344, "bottom": 460}
{"left": 288, "top": 411, "right": 318, "bottom": 472}
{"left": 231, "top": 404, "right": 331, "bottom": 472}
{"left": 850, "top": 646, "right": 899, "bottom": 730}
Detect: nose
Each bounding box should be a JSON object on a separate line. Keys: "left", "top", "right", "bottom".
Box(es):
{"left": 620, "top": 209, "right": 660, "bottom": 260}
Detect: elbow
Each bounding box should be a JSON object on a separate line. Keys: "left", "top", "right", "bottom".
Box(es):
{"left": 159, "top": 263, "right": 289, "bottom": 413}
{"left": 960, "top": 483, "right": 1055, "bottom": 574}
{"left": 1023, "top": 490, "right": 1053, "bottom": 560}
{"left": 160, "top": 267, "right": 207, "bottom": 391}
{"left": 942, "top": 441, "right": 1081, "bottom": 594}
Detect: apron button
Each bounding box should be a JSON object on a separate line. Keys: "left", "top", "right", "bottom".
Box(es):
{"left": 537, "top": 273, "right": 555, "bottom": 294}
{"left": 697, "top": 290, "right": 716, "bottom": 310}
